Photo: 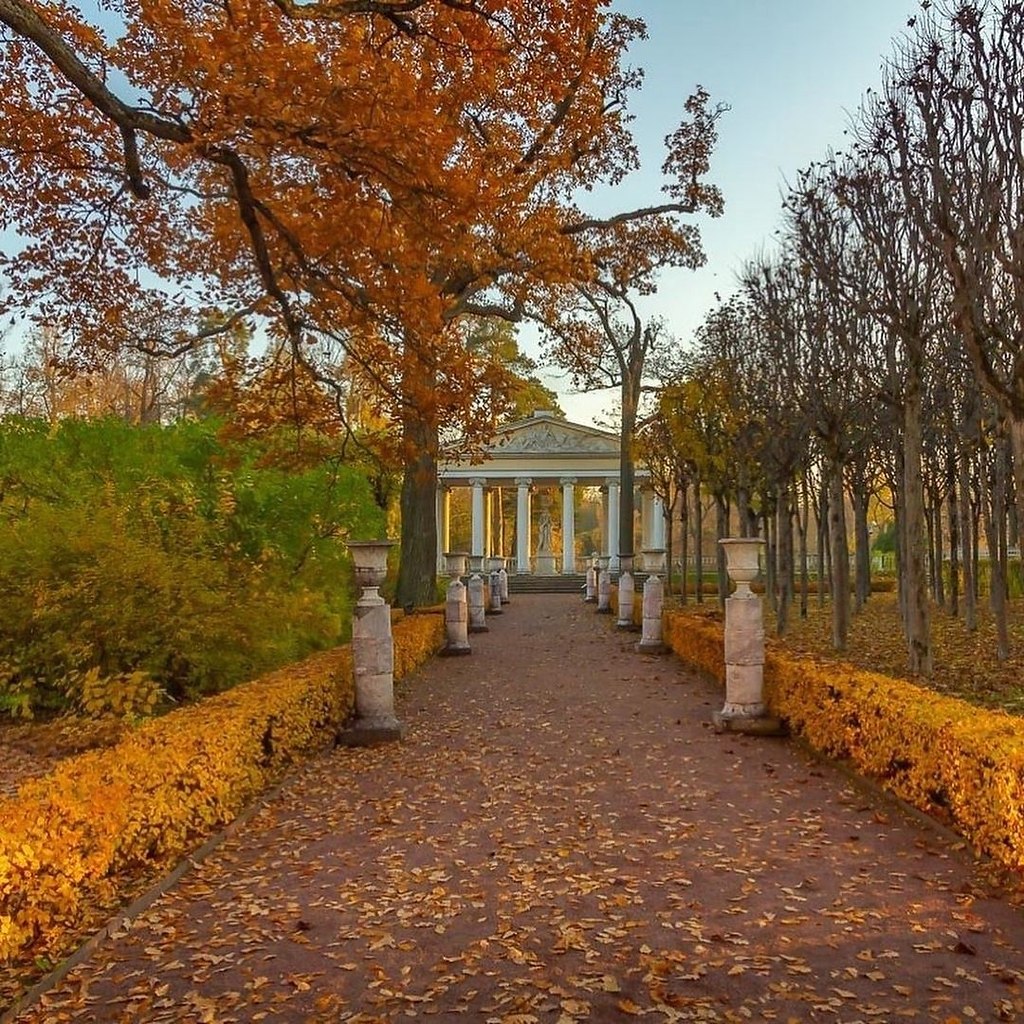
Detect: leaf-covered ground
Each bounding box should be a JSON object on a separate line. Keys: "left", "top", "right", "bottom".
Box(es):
{"left": 759, "top": 592, "right": 1024, "bottom": 713}
{"left": 0, "top": 718, "right": 124, "bottom": 799}
{"left": 6, "top": 595, "right": 1024, "bottom": 1023}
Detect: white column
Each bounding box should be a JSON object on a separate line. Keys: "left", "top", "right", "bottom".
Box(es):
{"left": 640, "top": 489, "right": 653, "bottom": 553}
{"left": 607, "top": 478, "right": 620, "bottom": 572}
{"left": 470, "top": 477, "right": 486, "bottom": 559}
{"left": 516, "top": 477, "right": 532, "bottom": 573}
{"left": 435, "top": 486, "right": 451, "bottom": 572}
{"left": 484, "top": 489, "right": 494, "bottom": 558}
{"left": 652, "top": 494, "right": 666, "bottom": 550}
{"left": 561, "top": 476, "right": 577, "bottom": 574}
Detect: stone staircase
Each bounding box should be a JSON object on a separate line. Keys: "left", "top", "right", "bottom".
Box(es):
{"left": 508, "top": 573, "right": 588, "bottom": 595}
{"left": 507, "top": 572, "right": 651, "bottom": 595}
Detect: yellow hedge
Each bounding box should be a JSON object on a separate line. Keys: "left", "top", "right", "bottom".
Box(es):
{"left": 663, "top": 609, "right": 1024, "bottom": 870}
{"left": 0, "top": 611, "right": 445, "bottom": 964}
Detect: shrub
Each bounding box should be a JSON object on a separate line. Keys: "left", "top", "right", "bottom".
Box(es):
{"left": 0, "top": 610, "right": 445, "bottom": 964}
{"left": 662, "top": 609, "right": 1024, "bottom": 870}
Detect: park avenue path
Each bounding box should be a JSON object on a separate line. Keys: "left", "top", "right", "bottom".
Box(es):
{"left": 13, "top": 595, "right": 1024, "bottom": 1023}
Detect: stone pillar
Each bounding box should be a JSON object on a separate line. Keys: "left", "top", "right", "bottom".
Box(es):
{"left": 561, "top": 476, "right": 577, "bottom": 574}
{"left": 442, "top": 552, "right": 471, "bottom": 656}
{"left": 636, "top": 549, "right": 667, "bottom": 654}
{"left": 470, "top": 477, "right": 486, "bottom": 560}
{"left": 616, "top": 553, "right": 637, "bottom": 631}
{"left": 498, "top": 559, "right": 510, "bottom": 604}
{"left": 584, "top": 555, "right": 598, "bottom": 603}
{"left": 488, "top": 557, "right": 503, "bottom": 615}
{"left": 435, "top": 487, "right": 451, "bottom": 572}
{"left": 596, "top": 556, "right": 612, "bottom": 614}
{"left": 606, "top": 478, "right": 620, "bottom": 572}
{"left": 467, "top": 555, "right": 488, "bottom": 633}
{"left": 516, "top": 477, "right": 532, "bottom": 574}
{"left": 714, "top": 538, "right": 783, "bottom": 736}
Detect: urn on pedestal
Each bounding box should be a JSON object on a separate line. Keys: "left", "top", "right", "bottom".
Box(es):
{"left": 441, "top": 551, "right": 471, "bottom": 656}
{"left": 338, "top": 540, "right": 403, "bottom": 746}
{"left": 713, "top": 538, "right": 784, "bottom": 736}
{"left": 635, "top": 548, "right": 668, "bottom": 654}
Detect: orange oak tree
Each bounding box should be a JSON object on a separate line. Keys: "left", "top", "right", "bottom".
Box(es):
{"left": 0, "top": 0, "right": 720, "bottom": 604}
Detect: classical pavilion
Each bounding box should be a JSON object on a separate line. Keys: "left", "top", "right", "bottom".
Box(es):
{"left": 437, "top": 410, "right": 666, "bottom": 575}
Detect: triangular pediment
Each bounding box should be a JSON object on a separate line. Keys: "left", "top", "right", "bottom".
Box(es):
{"left": 488, "top": 411, "right": 620, "bottom": 456}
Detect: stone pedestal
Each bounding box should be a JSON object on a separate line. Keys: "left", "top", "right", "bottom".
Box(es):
{"left": 338, "top": 590, "right": 402, "bottom": 746}
{"left": 442, "top": 577, "right": 471, "bottom": 656}
{"left": 635, "top": 572, "right": 667, "bottom": 654}
{"left": 498, "top": 563, "right": 510, "bottom": 604}
{"left": 489, "top": 570, "right": 503, "bottom": 614}
{"left": 616, "top": 557, "right": 637, "bottom": 631}
{"left": 713, "top": 591, "right": 784, "bottom": 736}
{"left": 535, "top": 553, "right": 557, "bottom": 575}
{"left": 467, "top": 569, "right": 488, "bottom": 633}
{"left": 584, "top": 561, "right": 597, "bottom": 603}
{"left": 596, "top": 560, "right": 612, "bottom": 614}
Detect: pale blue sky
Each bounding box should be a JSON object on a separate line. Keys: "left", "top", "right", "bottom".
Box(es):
{"left": 550, "top": 0, "right": 918, "bottom": 426}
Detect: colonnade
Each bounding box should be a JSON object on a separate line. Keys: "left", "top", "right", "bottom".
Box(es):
{"left": 435, "top": 477, "right": 667, "bottom": 574}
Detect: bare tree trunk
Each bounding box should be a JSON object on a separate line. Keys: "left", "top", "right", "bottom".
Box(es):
{"left": 925, "top": 499, "right": 937, "bottom": 603}
{"left": 829, "top": 463, "right": 850, "bottom": 651}
{"left": 694, "top": 478, "right": 704, "bottom": 604}
{"left": 1010, "top": 416, "right": 1024, "bottom": 578}
{"left": 678, "top": 480, "right": 689, "bottom": 605}
{"left": 818, "top": 476, "right": 830, "bottom": 608}
{"left": 902, "top": 364, "right": 933, "bottom": 676}
{"left": 798, "top": 469, "right": 810, "bottom": 618}
{"left": 852, "top": 485, "right": 870, "bottom": 613}
{"left": 776, "top": 483, "right": 794, "bottom": 636}
{"left": 959, "top": 449, "right": 977, "bottom": 631}
{"left": 715, "top": 494, "right": 729, "bottom": 608}
{"left": 764, "top": 502, "right": 777, "bottom": 613}
{"left": 947, "top": 456, "right": 960, "bottom": 618}
{"left": 981, "top": 441, "right": 1010, "bottom": 661}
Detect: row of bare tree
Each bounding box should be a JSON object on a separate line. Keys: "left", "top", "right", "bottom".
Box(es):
{"left": 642, "top": 1, "right": 1024, "bottom": 676}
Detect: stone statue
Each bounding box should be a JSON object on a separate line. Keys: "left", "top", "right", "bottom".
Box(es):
{"left": 537, "top": 510, "right": 553, "bottom": 554}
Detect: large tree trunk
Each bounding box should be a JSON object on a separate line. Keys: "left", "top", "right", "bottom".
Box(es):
{"left": 395, "top": 410, "right": 439, "bottom": 609}
{"left": 828, "top": 462, "right": 850, "bottom": 652}
{"left": 902, "top": 363, "right": 933, "bottom": 676}
{"left": 618, "top": 378, "right": 638, "bottom": 560}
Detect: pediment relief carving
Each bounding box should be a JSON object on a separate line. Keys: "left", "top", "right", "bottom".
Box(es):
{"left": 492, "top": 422, "right": 618, "bottom": 455}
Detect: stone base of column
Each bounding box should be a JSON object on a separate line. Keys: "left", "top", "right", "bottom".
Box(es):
{"left": 440, "top": 642, "right": 471, "bottom": 656}
{"left": 634, "top": 639, "right": 668, "bottom": 655}
{"left": 337, "top": 716, "right": 404, "bottom": 746}
{"left": 712, "top": 707, "right": 785, "bottom": 736}
{"left": 584, "top": 596, "right": 598, "bottom": 604}
{"left": 468, "top": 623, "right": 490, "bottom": 634}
